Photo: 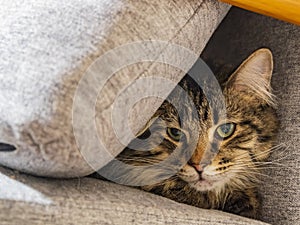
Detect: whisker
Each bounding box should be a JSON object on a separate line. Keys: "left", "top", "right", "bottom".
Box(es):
{"left": 238, "top": 143, "right": 288, "bottom": 158}
{"left": 231, "top": 168, "right": 272, "bottom": 179}
{"left": 234, "top": 159, "right": 296, "bottom": 172}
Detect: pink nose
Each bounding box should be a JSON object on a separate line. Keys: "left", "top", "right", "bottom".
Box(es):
{"left": 192, "top": 164, "right": 203, "bottom": 172}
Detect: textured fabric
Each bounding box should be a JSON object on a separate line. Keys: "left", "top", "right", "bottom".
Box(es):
{"left": 0, "top": 0, "right": 230, "bottom": 177}
{"left": 0, "top": 166, "right": 269, "bottom": 225}
{"left": 201, "top": 7, "right": 300, "bottom": 225}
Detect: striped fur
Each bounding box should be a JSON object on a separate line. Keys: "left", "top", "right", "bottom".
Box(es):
{"left": 101, "top": 49, "right": 279, "bottom": 218}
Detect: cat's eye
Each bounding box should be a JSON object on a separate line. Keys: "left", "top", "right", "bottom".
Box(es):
{"left": 167, "top": 128, "right": 183, "bottom": 141}
{"left": 215, "top": 123, "right": 236, "bottom": 139}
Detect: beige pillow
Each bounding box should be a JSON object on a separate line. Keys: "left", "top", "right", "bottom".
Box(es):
{"left": 0, "top": 0, "right": 230, "bottom": 177}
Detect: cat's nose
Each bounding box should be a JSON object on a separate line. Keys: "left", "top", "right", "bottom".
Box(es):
{"left": 191, "top": 164, "right": 203, "bottom": 173}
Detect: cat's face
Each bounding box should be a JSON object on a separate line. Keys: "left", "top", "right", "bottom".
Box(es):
{"left": 114, "top": 49, "right": 278, "bottom": 193}
{"left": 177, "top": 84, "right": 278, "bottom": 192}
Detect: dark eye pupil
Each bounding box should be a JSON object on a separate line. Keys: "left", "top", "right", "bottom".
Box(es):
{"left": 167, "top": 127, "right": 182, "bottom": 141}
{"left": 221, "top": 124, "right": 231, "bottom": 134}
{"left": 171, "top": 128, "right": 180, "bottom": 136}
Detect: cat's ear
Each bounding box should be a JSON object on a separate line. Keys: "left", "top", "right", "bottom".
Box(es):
{"left": 226, "top": 48, "right": 274, "bottom": 104}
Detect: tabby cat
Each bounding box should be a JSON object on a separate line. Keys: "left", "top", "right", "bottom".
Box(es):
{"left": 100, "top": 49, "right": 278, "bottom": 218}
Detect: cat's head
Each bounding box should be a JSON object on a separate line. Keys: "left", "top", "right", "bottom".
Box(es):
{"left": 177, "top": 49, "right": 278, "bottom": 192}
{"left": 116, "top": 49, "right": 278, "bottom": 192}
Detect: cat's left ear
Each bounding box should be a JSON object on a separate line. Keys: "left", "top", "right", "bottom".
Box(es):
{"left": 226, "top": 48, "right": 274, "bottom": 104}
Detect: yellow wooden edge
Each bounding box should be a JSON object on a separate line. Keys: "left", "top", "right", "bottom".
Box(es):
{"left": 220, "top": 0, "right": 300, "bottom": 25}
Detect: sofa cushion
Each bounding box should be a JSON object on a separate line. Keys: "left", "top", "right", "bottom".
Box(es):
{"left": 0, "top": 166, "right": 269, "bottom": 225}
{"left": 0, "top": 0, "right": 230, "bottom": 177}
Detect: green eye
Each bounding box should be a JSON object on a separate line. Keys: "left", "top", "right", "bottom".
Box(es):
{"left": 216, "top": 123, "right": 236, "bottom": 139}
{"left": 167, "top": 128, "right": 182, "bottom": 141}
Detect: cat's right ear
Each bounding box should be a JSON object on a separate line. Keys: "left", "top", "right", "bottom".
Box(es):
{"left": 226, "top": 48, "right": 274, "bottom": 104}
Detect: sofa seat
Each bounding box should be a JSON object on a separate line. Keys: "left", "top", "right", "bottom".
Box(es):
{"left": 0, "top": 166, "right": 269, "bottom": 225}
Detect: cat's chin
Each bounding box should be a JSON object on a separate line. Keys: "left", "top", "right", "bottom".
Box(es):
{"left": 189, "top": 179, "right": 217, "bottom": 192}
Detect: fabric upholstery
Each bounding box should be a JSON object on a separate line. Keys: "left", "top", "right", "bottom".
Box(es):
{"left": 0, "top": 0, "right": 230, "bottom": 177}
{"left": 0, "top": 166, "right": 269, "bottom": 225}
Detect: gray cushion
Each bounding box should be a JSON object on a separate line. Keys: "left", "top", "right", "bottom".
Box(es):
{"left": 201, "top": 7, "right": 300, "bottom": 225}
{"left": 0, "top": 0, "right": 230, "bottom": 177}
{"left": 0, "top": 166, "right": 269, "bottom": 225}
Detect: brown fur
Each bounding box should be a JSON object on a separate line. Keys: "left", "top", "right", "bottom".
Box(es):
{"left": 100, "top": 49, "right": 279, "bottom": 218}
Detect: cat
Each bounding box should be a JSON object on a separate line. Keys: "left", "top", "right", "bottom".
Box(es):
{"left": 99, "top": 48, "right": 279, "bottom": 219}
